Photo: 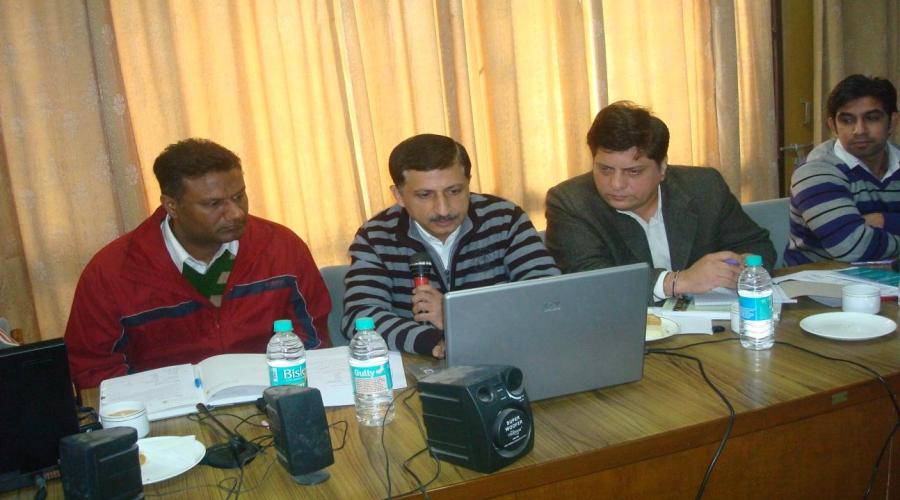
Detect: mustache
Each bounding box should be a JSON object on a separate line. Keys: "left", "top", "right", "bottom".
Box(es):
{"left": 429, "top": 214, "right": 458, "bottom": 224}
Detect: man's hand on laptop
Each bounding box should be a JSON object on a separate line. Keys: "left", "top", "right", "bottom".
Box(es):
{"left": 675, "top": 251, "right": 744, "bottom": 295}
{"left": 432, "top": 340, "right": 445, "bottom": 359}
{"left": 412, "top": 283, "right": 444, "bottom": 330}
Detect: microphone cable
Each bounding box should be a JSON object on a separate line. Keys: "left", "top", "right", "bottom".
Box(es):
{"left": 375, "top": 383, "right": 444, "bottom": 500}
{"left": 148, "top": 409, "right": 276, "bottom": 499}
{"left": 382, "top": 385, "right": 420, "bottom": 500}
{"left": 395, "top": 386, "right": 442, "bottom": 498}
{"left": 648, "top": 334, "right": 900, "bottom": 499}
{"left": 646, "top": 341, "right": 737, "bottom": 500}
{"left": 330, "top": 419, "right": 350, "bottom": 451}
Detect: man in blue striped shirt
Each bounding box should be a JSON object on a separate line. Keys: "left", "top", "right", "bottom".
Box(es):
{"left": 343, "top": 134, "right": 560, "bottom": 358}
{"left": 787, "top": 75, "right": 900, "bottom": 264}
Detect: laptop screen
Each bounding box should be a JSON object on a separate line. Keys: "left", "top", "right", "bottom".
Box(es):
{"left": 0, "top": 339, "right": 80, "bottom": 492}
{"left": 444, "top": 263, "right": 650, "bottom": 401}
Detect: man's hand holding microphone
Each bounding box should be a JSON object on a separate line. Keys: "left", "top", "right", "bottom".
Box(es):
{"left": 410, "top": 252, "right": 445, "bottom": 358}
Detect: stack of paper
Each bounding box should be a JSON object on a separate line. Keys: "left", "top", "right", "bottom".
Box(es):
{"left": 772, "top": 267, "right": 899, "bottom": 302}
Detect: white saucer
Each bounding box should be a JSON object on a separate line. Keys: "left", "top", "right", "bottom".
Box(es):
{"left": 646, "top": 317, "right": 679, "bottom": 342}
{"left": 137, "top": 435, "right": 206, "bottom": 485}
{"left": 799, "top": 312, "right": 897, "bottom": 341}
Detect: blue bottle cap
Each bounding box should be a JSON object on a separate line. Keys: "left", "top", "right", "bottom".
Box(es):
{"left": 273, "top": 319, "right": 293, "bottom": 333}
{"left": 744, "top": 254, "right": 762, "bottom": 267}
{"left": 355, "top": 317, "right": 375, "bottom": 331}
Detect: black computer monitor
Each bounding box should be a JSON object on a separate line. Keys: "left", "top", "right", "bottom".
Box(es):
{"left": 0, "top": 339, "right": 80, "bottom": 492}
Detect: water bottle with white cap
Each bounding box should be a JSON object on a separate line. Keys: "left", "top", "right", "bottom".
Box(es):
{"left": 266, "top": 319, "right": 308, "bottom": 386}
{"left": 737, "top": 254, "right": 775, "bottom": 350}
{"left": 349, "top": 317, "right": 395, "bottom": 426}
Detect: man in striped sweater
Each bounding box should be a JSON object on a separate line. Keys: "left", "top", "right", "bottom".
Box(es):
{"left": 343, "top": 134, "right": 560, "bottom": 358}
{"left": 787, "top": 75, "right": 900, "bottom": 264}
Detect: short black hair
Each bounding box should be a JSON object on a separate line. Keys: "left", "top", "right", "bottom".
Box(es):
{"left": 827, "top": 74, "right": 898, "bottom": 119}
{"left": 388, "top": 134, "right": 472, "bottom": 186}
{"left": 153, "top": 138, "right": 242, "bottom": 198}
{"left": 586, "top": 101, "right": 669, "bottom": 164}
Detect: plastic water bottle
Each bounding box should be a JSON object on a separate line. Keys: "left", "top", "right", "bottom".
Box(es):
{"left": 267, "top": 319, "right": 308, "bottom": 387}
{"left": 349, "top": 317, "right": 394, "bottom": 426}
{"left": 738, "top": 254, "right": 775, "bottom": 350}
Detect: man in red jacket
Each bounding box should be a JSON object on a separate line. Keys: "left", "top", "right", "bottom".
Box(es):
{"left": 64, "top": 138, "right": 331, "bottom": 389}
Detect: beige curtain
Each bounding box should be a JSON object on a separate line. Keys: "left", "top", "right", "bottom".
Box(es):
{"left": 813, "top": 0, "right": 900, "bottom": 142}
{"left": 0, "top": 1, "right": 146, "bottom": 342}
{"left": 0, "top": 0, "right": 776, "bottom": 342}
{"left": 600, "top": 0, "right": 778, "bottom": 201}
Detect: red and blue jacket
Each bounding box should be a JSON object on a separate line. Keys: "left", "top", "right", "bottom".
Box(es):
{"left": 64, "top": 206, "right": 331, "bottom": 389}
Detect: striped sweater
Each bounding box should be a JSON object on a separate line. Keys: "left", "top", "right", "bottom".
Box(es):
{"left": 343, "top": 193, "right": 560, "bottom": 355}
{"left": 786, "top": 139, "right": 900, "bottom": 264}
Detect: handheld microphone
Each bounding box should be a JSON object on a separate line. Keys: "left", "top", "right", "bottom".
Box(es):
{"left": 410, "top": 252, "right": 433, "bottom": 287}
{"left": 196, "top": 403, "right": 261, "bottom": 469}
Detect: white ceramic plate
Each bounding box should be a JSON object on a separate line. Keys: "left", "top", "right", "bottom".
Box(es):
{"left": 799, "top": 312, "right": 897, "bottom": 341}
{"left": 646, "top": 316, "right": 679, "bottom": 342}
{"left": 137, "top": 435, "right": 206, "bottom": 485}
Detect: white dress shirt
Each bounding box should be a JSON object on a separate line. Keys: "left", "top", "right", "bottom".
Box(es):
{"left": 833, "top": 140, "right": 900, "bottom": 181}
{"left": 161, "top": 215, "right": 239, "bottom": 275}
{"left": 414, "top": 221, "right": 462, "bottom": 270}
{"left": 617, "top": 186, "right": 672, "bottom": 300}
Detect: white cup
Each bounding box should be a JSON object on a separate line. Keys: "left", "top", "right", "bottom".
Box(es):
{"left": 842, "top": 284, "right": 880, "bottom": 315}
{"left": 100, "top": 400, "right": 150, "bottom": 438}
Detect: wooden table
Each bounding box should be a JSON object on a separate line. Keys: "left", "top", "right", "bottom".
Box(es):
{"left": 10, "top": 293, "right": 900, "bottom": 499}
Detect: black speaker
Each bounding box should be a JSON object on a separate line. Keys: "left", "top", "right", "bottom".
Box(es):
{"left": 419, "top": 365, "right": 534, "bottom": 473}
{"left": 59, "top": 427, "right": 143, "bottom": 500}
{"left": 263, "top": 386, "right": 334, "bottom": 485}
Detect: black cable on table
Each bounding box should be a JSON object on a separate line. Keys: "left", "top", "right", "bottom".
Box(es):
{"left": 394, "top": 387, "right": 441, "bottom": 498}
{"left": 330, "top": 419, "right": 349, "bottom": 451}
{"left": 774, "top": 340, "right": 900, "bottom": 499}
{"left": 383, "top": 386, "right": 417, "bottom": 500}
{"left": 646, "top": 348, "right": 735, "bottom": 500}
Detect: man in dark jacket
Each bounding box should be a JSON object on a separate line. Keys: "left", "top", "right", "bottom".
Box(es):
{"left": 545, "top": 101, "right": 774, "bottom": 304}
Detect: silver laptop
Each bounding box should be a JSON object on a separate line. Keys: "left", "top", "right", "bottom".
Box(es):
{"left": 444, "top": 263, "right": 649, "bottom": 401}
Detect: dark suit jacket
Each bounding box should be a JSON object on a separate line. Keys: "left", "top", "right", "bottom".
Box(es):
{"left": 545, "top": 166, "right": 775, "bottom": 303}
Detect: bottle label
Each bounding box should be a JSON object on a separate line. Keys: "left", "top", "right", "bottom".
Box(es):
{"left": 268, "top": 360, "right": 308, "bottom": 387}
{"left": 349, "top": 358, "right": 393, "bottom": 394}
{"left": 738, "top": 290, "right": 773, "bottom": 322}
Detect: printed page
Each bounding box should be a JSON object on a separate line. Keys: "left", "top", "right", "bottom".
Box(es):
{"left": 307, "top": 346, "right": 407, "bottom": 407}
{"left": 195, "top": 354, "right": 269, "bottom": 407}
{"left": 99, "top": 364, "right": 201, "bottom": 420}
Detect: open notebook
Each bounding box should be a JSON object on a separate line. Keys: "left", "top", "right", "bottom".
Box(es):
{"left": 99, "top": 348, "right": 406, "bottom": 420}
